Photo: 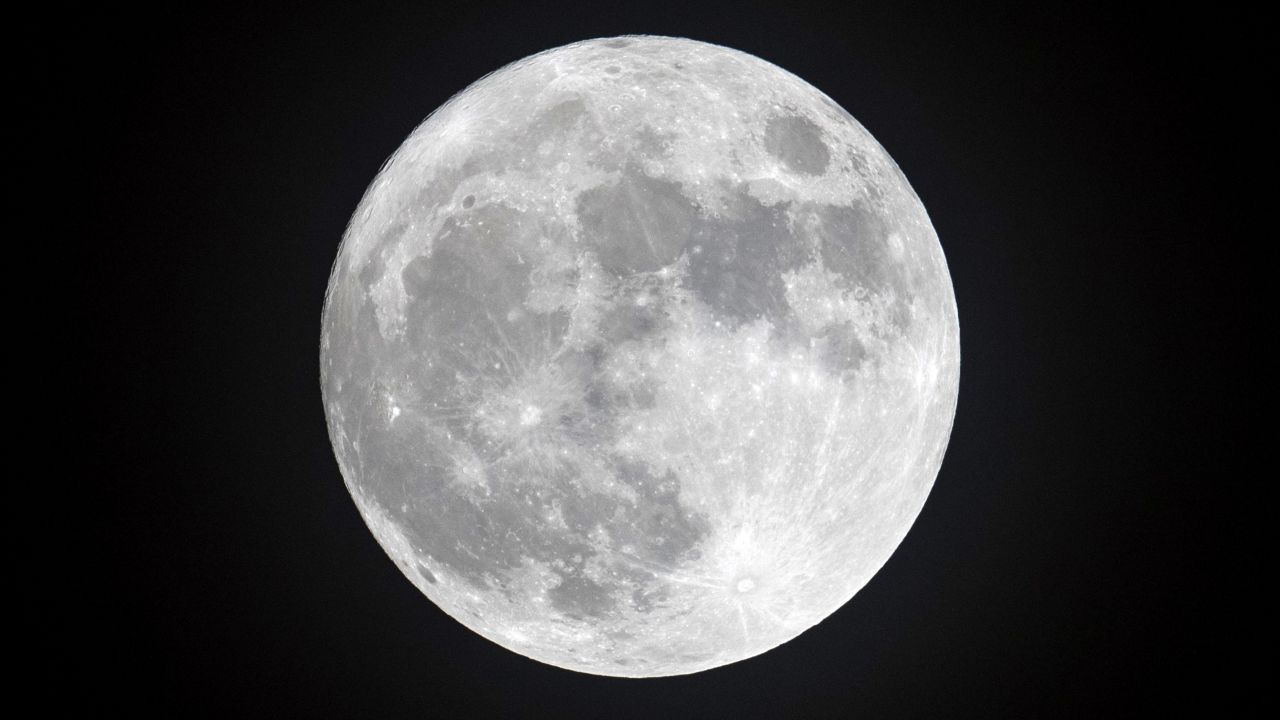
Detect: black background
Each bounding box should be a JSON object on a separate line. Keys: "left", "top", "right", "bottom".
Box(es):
{"left": 85, "top": 2, "right": 1254, "bottom": 717}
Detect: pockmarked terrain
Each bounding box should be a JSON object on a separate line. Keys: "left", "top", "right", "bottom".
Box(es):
{"left": 321, "top": 35, "right": 960, "bottom": 677}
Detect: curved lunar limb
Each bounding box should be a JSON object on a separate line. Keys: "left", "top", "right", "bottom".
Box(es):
{"left": 321, "top": 35, "right": 959, "bottom": 677}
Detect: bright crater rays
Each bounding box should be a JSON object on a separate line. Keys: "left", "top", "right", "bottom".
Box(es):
{"left": 321, "top": 35, "right": 959, "bottom": 677}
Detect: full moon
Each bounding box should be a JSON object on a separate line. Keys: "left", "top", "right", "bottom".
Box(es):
{"left": 321, "top": 36, "right": 959, "bottom": 677}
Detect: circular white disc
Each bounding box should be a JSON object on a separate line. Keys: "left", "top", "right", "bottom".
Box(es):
{"left": 321, "top": 35, "right": 959, "bottom": 677}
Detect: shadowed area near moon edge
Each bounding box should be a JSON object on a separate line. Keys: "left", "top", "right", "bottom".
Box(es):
{"left": 320, "top": 35, "right": 959, "bottom": 677}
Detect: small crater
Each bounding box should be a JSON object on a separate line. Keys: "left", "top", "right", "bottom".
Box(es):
{"left": 417, "top": 562, "right": 437, "bottom": 584}
{"left": 462, "top": 194, "right": 475, "bottom": 208}
{"left": 735, "top": 577, "right": 757, "bottom": 593}
{"left": 605, "top": 65, "right": 621, "bottom": 75}
{"left": 603, "top": 38, "right": 632, "bottom": 48}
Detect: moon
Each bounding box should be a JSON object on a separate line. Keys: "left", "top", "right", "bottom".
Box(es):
{"left": 320, "top": 35, "right": 959, "bottom": 677}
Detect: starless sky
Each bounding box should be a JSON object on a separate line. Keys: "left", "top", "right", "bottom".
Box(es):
{"left": 83, "top": 1, "right": 1254, "bottom": 717}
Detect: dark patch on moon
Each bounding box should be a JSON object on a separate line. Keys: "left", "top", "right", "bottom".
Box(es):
{"left": 507, "top": 97, "right": 599, "bottom": 170}
{"left": 596, "top": 290, "right": 668, "bottom": 344}
{"left": 348, "top": 342, "right": 709, "bottom": 616}
{"left": 526, "top": 97, "right": 589, "bottom": 141}
{"left": 603, "top": 38, "right": 632, "bottom": 48}
{"left": 612, "top": 460, "right": 711, "bottom": 567}
{"left": 763, "top": 115, "right": 830, "bottom": 175}
{"left": 577, "top": 166, "right": 698, "bottom": 274}
{"left": 813, "top": 203, "right": 890, "bottom": 290}
{"left": 585, "top": 370, "right": 658, "bottom": 415}
{"left": 686, "top": 186, "right": 810, "bottom": 326}
{"left": 633, "top": 125, "right": 675, "bottom": 159}
{"left": 548, "top": 572, "right": 617, "bottom": 619}
{"left": 358, "top": 247, "right": 389, "bottom": 289}
{"left": 808, "top": 201, "right": 913, "bottom": 331}
{"left": 400, "top": 206, "right": 566, "bottom": 401}
{"left": 814, "top": 322, "right": 870, "bottom": 377}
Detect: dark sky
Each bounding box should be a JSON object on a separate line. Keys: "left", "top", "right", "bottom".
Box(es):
{"left": 86, "top": 2, "right": 1252, "bottom": 716}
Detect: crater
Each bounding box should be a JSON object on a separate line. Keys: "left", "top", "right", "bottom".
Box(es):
{"left": 417, "top": 562, "right": 438, "bottom": 584}
{"left": 763, "top": 115, "right": 830, "bottom": 176}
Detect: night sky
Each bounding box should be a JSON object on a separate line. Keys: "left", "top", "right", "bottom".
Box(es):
{"left": 85, "top": 2, "right": 1252, "bottom": 716}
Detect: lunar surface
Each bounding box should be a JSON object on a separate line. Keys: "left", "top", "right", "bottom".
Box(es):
{"left": 321, "top": 36, "right": 959, "bottom": 677}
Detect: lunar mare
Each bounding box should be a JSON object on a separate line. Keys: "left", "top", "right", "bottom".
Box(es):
{"left": 321, "top": 36, "right": 959, "bottom": 677}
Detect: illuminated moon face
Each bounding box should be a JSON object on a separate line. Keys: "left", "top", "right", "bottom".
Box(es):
{"left": 321, "top": 35, "right": 959, "bottom": 677}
